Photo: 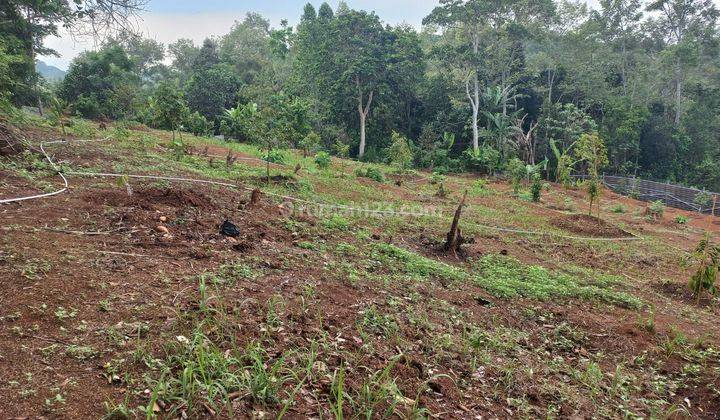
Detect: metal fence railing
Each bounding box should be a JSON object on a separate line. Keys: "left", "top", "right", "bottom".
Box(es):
{"left": 573, "top": 175, "right": 719, "bottom": 216}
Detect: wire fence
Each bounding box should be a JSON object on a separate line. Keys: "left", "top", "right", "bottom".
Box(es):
{"left": 574, "top": 174, "right": 719, "bottom": 216}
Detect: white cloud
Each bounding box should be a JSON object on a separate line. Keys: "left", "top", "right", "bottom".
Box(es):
{"left": 39, "top": 0, "right": 602, "bottom": 70}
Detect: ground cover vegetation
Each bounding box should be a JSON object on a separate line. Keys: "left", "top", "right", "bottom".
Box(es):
{"left": 1, "top": 0, "right": 720, "bottom": 418}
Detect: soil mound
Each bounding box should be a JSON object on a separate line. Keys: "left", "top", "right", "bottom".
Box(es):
{"left": 551, "top": 214, "right": 632, "bottom": 238}
{"left": 89, "top": 187, "right": 213, "bottom": 210}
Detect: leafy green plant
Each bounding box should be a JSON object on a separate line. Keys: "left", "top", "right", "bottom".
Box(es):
{"left": 386, "top": 131, "right": 414, "bottom": 171}
{"left": 647, "top": 200, "right": 665, "bottom": 221}
{"left": 506, "top": 157, "right": 526, "bottom": 194}
{"left": 531, "top": 174, "right": 542, "bottom": 203}
{"left": 686, "top": 234, "right": 719, "bottom": 304}
{"left": 587, "top": 179, "right": 599, "bottom": 216}
{"left": 610, "top": 203, "right": 627, "bottom": 214}
{"left": 263, "top": 149, "right": 286, "bottom": 164}
{"left": 315, "top": 151, "right": 331, "bottom": 169}
{"left": 355, "top": 166, "right": 385, "bottom": 183}
{"left": 675, "top": 215, "right": 689, "bottom": 225}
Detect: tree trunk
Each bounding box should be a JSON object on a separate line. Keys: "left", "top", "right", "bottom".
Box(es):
{"left": 466, "top": 74, "right": 480, "bottom": 153}
{"left": 674, "top": 70, "right": 682, "bottom": 126}
{"left": 359, "top": 110, "right": 366, "bottom": 159}
{"left": 356, "top": 77, "right": 374, "bottom": 160}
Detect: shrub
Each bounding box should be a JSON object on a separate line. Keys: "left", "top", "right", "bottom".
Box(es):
{"left": 686, "top": 234, "right": 719, "bottom": 303}
{"left": 429, "top": 172, "right": 446, "bottom": 185}
{"left": 506, "top": 158, "right": 526, "bottom": 194}
{"left": 263, "top": 149, "right": 286, "bottom": 164}
{"left": 610, "top": 204, "right": 627, "bottom": 214}
{"left": 386, "top": 131, "right": 414, "bottom": 170}
{"left": 463, "top": 145, "right": 502, "bottom": 175}
{"left": 675, "top": 215, "right": 690, "bottom": 225}
{"left": 647, "top": 200, "right": 665, "bottom": 221}
{"left": 531, "top": 174, "right": 542, "bottom": 203}
{"left": 693, "top": 190, "right": 713, "bottom": 209}
{"left": 322, "top": 214, "right": 350, "bottom": 231}
{"left": 355, "top": 166, "right": 384, "bottom": 183}
{"left": 314, "top": 151, "right": 331, "bottom": 169}
{"left": 185, "top": 111, "right": 213, "bottom": 137}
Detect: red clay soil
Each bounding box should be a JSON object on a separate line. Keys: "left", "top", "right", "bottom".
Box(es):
{"left": 1, "top": 135, "right": 719, "bottom": 418}
{"left": 551, "top": 213, "right": 633, "bottom": 238}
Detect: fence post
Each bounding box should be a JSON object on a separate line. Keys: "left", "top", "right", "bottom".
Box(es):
{"left": 713, "top": 194, "right": 717, "bottom": 217}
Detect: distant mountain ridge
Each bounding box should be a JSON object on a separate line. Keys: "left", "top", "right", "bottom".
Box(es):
{"left": 36, "top": 60, "right": 66, "bottom": 81}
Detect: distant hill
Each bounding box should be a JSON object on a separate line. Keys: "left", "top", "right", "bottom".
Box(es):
{"left": 36, "top": 60, "right": 66, "bottom": 81}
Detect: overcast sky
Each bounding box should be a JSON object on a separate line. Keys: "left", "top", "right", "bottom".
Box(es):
{"left": 41, "top": 0, "right": 602, "bottom": 70}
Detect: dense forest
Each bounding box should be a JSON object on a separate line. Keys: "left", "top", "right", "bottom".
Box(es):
{"left": 2, "top": 0, "right": 720, "bottom": 191}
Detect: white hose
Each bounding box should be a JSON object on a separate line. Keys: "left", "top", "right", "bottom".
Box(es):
{"left": 0, "top": 142, "right": 69, "bottom": 204}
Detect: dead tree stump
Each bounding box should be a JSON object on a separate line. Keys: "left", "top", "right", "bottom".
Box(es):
{"left": 250, "top": 188, "right": 262, "bottom": 206}
{"left": 444, "top": 190, "right": 468, "bottom": 258}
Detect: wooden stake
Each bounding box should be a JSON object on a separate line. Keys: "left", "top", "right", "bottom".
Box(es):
{"left": 713, "top": 194, "right": 717, "bottom": 217}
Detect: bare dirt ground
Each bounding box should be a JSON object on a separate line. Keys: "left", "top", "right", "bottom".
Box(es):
{"left": 1, "top": 123, "right": 719, "bottom": 419}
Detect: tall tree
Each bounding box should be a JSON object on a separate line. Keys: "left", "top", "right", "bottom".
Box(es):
{"left": 646, "top": 0, "right": 719, "bottom": 125}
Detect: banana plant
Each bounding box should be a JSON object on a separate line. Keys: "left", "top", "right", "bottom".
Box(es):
{"left": 50, "top": 97, "right": 70, "bottom": 138}
{"left": 550, "top": 138, "right": 579, "bottom": 186}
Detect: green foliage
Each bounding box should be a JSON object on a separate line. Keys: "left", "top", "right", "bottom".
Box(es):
{"left": 184, "top": 111, "right": 213, "bottom": 137}
{"left": 587, "top": 180, "right": 600, "bottom": 216}
{"left": 386, "top": 131, "right": 413, "bottom": 170}
{"left": 576, "top": 132, "right": 609, "bottom": 179}
{"left": 300, "top": 131, "right": 321, "bottom": 158}
{"left": 322, "top": 214, "right": 351, "bottom": 231}
{"left": 647, "top": 200, "right": 665, "bottom": 221}
{"left": 59, "top": 45, "right": 139, "bottom": 119}
{"left": 355, "top": 166, "right": 385, "bottom": 183}
{"left": 474, "top": 255, "right": 642, "bottom": 309}
{"left": 185, "top": 63, "right": 242, "bottom": 121}
{"left": 531, "top": 174, "right": 542, "bottom": 203}
{"left": 506, "top": 158, "right": 526, "bottom": 194}
{"left": 152, "top": 82, "right": 189, "bottom": 136}
{"left": 610, "top": 204, "right": 627, "bottom": 214}
{"left": 686, "top": 234, "right": 719, "bottom": 302}
{"left": 675, "top": 215, "right": 690, "bottom": 225}
{"left": 314, "top": 151, "right": 331, "bottom": 169}
{"left": 263, "top": 149, "right": 286, "bottom": 164}
{"left": 371, "top": 243, "right": 468, "bottom": 283}
{"left": 463, "top": 145, "right": 502, "bottom": 175}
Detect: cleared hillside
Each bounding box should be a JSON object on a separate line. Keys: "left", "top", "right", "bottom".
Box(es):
{"left": 1, "top": 115, "right": 719, "bottom": 418}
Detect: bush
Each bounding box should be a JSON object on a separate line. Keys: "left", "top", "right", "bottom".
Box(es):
{"left": 355, "top": 166, "right": 384, "bottom": 183}
{"left": 610, "top": 204, "right": 627, "bottom": 214}
{"left": 263, "top": 149, "right": 286, "bottom": 164}
{"left": 386, "top": 131, "right": 414, "bottom": 170}
{"left": 675, "top": 215, "right": 690, "bottom": 225}
{"left": 647, "top": 200, "right": 665, "bottom": 221}
{"left": 463, "top": 145, "right": 502, "bottom": 175}
{"left": 506, "top": 158, "right": 526, "bottom": 194}
{"left": 531, "top": 174, "right": 542, "bottom": 202}
{"left": 429, "top": 172, "right": 446, "bottom": 185}
{"left": 185, "top": 111, "right": 213, "bottom": 137}
{"left": 314, "top": 151, "right": 331, "bottom": 169}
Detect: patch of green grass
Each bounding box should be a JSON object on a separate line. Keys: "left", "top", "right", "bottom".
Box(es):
{"left": 359, "top": 305, "right": 399, "bottom": 338}
{"left": 322, "top": 214, "right": 351, "bottom": 231}
{"left": 473, "top": 255, "right": 642, "bottom": 309}
{"left": 371, "top": 243, "right": 468, "bottom": 283}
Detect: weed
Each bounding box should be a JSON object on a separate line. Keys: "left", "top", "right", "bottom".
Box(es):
{"left": 322, "top": 214, "right": 351, "bottom": 231}
{"left": 371, "top": 243, "right": 467, "bottom": 284}
{"left": 610, "top": 203, "right": 627, "bottom": 214}
{"left": 675, "top": 215, "right": 690, "bottom": 225}
{"left": 474, "top": 255, "right": 642, "bottom": 308}
{"left": 359, "top": 306, "right": 399, "bottom": 338}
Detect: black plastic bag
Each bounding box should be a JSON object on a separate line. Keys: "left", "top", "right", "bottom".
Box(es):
{"left": 220, "top": 220, "right": 241, "bottom": 237}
